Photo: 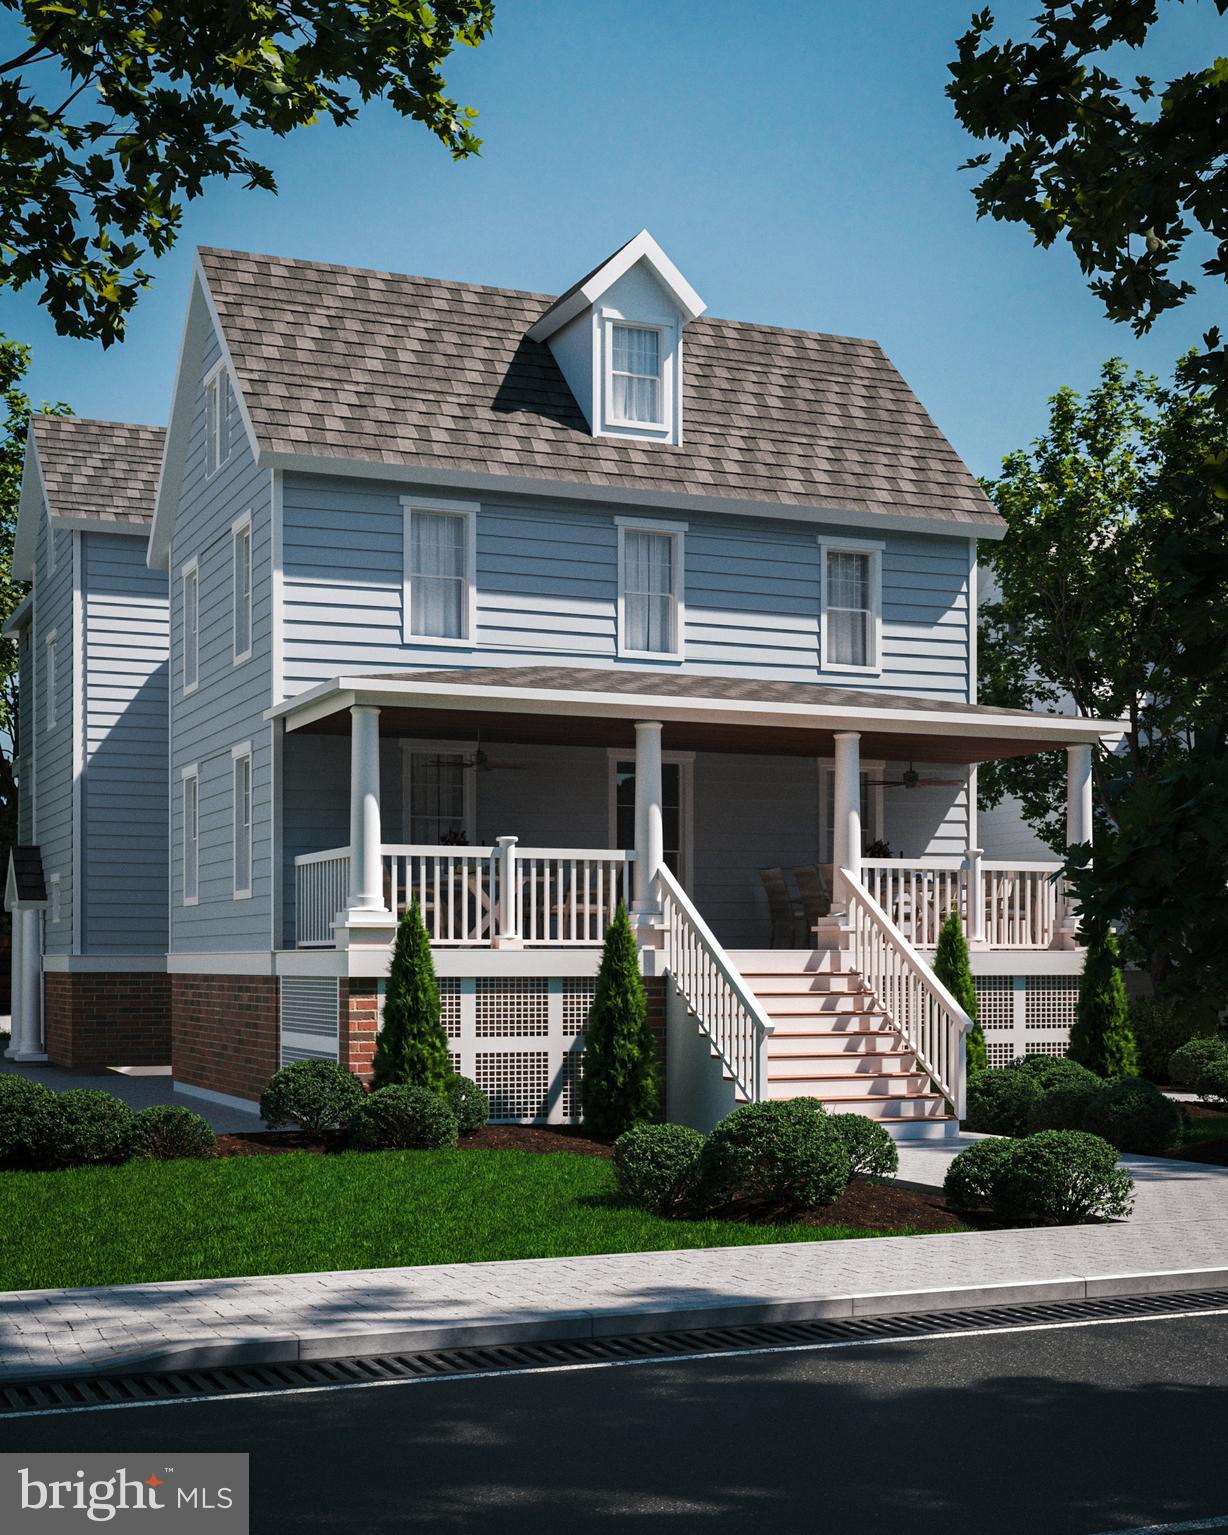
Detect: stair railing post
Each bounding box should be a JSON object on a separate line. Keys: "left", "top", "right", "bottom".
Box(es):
{"left": 493, "top": 835, "right": 521, "bottom": 948}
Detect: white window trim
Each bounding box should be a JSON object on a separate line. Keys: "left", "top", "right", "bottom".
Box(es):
{"left": 44, "top": 629, "right": 57, "bottom": 730}
{"left": 400, "top": 739, "right": 479, "bottom": 845}
{"left": 181, "top": 764, "right": 200, "bottom": 907}
{"left": 231, "top": 512, "right": 253, "bottom": 666}
{"left": 203, "top": 359, "right": 232, "bottom": 479}
{"left": 615, "top": 519, "right": 686, "bottom": 662}
{"left": 818, "top": 536, "right": 884, "bottom": 676}
{"left": 232, "top": 741, "right": 253, "bottom": 901}
{"left": 605, "top": 318, "right": 668, "bottom": 431}
{"left": 49, "top": 873, "right": 61, "bottom": 925}
{"left": 817, "top": 758, "right": 886, "bottom": 864}
{"left": 400, "top": 498, "right": 478, "bottom": 646}
{"left": 599, "top": 311, "right": 678, "bottom": 441}
{"left": 605, "top": 747, "right": 695, "bottom": 889}
{"left": 181, "top": 557, "right": 199, "bottom": 695}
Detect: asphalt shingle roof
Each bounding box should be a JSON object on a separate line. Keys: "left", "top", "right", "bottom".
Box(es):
{"left": 32, "top": 416, "right": 165, "bottom": 527}
{"left": 198, "top": 247, "right": 1000, "bottom": 529}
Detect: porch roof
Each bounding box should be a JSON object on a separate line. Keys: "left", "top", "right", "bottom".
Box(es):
{"left": 267, "top": 666, "right": 1126, "bottom": 765}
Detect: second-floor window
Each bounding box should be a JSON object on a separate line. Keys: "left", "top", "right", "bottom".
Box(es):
{"left": 610, "top": 324, "right": 663, "bottom": 426}
{"left": 182, "top": 766, "right": 199, "bottom": 905}
{"left": 232, "top": 744, "right": 252, "bottom": 899}
{"left": 49, "top": 873, "right": 61, "bottom": 925}
{"left": 821, "top": 542, "right": 882, "bottom": 672}
{"left": 204, "top": 363, "right": 232, "bottom": 477}
{"left": 45, "top": 631, "right": 57, "bottom": 729}
{"left": 403, "top": 502, "right": 475, "bottom": 643}
{"left": 232, "top": 517, "right": 252, "bottom": 662}
{"left": 618, "top": 524, "right": 683, "bottom": 658}
{"left": 182, "top": 559, "right": 199, "bottom": 693}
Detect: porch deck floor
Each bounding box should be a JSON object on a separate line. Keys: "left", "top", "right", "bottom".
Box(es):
{"left": 0, "top": 1144, "right": 1223, "bottom": 1381}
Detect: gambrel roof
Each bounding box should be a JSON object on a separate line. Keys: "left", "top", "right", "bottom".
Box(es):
{"left": 193, "top": 246, "right": 1000, "bottom": 533}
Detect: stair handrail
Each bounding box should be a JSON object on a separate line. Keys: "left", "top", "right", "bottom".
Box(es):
{"left": 839, "top": 868, "right": 972, "bottom": 1119}
{"left": 657, "top": 863, "right": 775, "bottom": 1103}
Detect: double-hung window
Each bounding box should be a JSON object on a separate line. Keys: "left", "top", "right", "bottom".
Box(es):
{"left": 618, "top": 522, "right": 684, "bottom": 658}
{"left": 204, "top": 363, "right": 232, "bottom": 478}
{"left": 182, "top": 766, "right": 199, "bottom": 905}
{"left": 44, "top": 631, "right": 57, "bottom": 730}
{"left": 232, "top": 516, "right": 252, "bottom": 663}
{"left": 820, "top": 540, "right": 882, "bottom": 672}
{"left": 232, "top": 743, "right": 253, "bottom": 900}
{"left": 610, "top": 324, "right": 663, "bottom": 426}
{"left": 402, "top": 501, "right": 476, "bottom": 643}
{"left": 49, "top": 874, "right": 61, "bottom": 925}
{"left": 182, "top": 559, "right": 199, "bottom": 693}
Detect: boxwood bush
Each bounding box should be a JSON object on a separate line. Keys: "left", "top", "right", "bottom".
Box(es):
{"left": 993, "top": 1130, "right": 1135, "bottom": 1225}
{"left": 1083, "top": 1076, "right": 1182, "bottom": 1154}
{"left": 1129, "top": 999, "right": 1208, "bottom": 1084}
{"left": 443, "top": 1074, "right": 490, "bottom": 1135}
{"left": 53, "top": 1090, "right": 136, "bottom": 1167}
{"left": 612, "top": 1122, "right": 705, "bottom": 1215}
{"left": 697, "top": 1098, "right": 851, "bottom": 1216}
{"left": 1167, "top": 1037, "right": 1228, "bottom": 1093}
{"left": 348, "top": 1084, "right": 458, "bottom": 1151}
{"left": 129, "top": 1104, "right": 217, "bottom": 1161}
{"left": 943, "top": 1137, "right": 1014, "bottom": 1211}
{"left": 964, "top": 1068, "right": 1042, "bottom": 1136}
{"left": 827, "top": 1113, "right": 898, "bottom": 1181}
{"left": 1024, "top": 1078, "right": 1103, "bottom": 1134}
{"left": 0, "top": 1075, "right": 60, "bottom": 1169}
{"left": 1196, "top": 1057, "right": 1228, "bottom": 1110}
{"left": 260, "top": 1060, "right": 367, "bottom": 1138}
{"left": 1010, "top": 1055, "right": 1102, "bottom": 1093}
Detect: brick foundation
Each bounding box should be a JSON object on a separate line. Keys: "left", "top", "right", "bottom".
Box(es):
{"left": 43, "top": 971, "right": 172, "bottom": 1068}
{"left": 171, "top": 975, "right": 279, "bottom": 1103}
{"left": 339, "top": 979, "right": 379, "bottom": 1086}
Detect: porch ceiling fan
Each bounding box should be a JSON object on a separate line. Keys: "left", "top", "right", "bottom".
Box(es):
{"left": 459, "top": 743, "right": 530, "bottom": 773}
{"left": 867, "top": 762, "right": 963, "bottom": 791}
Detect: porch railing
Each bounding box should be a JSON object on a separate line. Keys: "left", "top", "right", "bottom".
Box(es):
{"left": 293, "top": 840, "right": 634, "bottom": 948}
{"left": 861, "top": 856, "right": 1064, "bottom": 949}
{"left": 842, "top": 869, "right": 971, "bottom": 1118}
{"left": 659, "top": 862, "right": 774, "bottom": 1103}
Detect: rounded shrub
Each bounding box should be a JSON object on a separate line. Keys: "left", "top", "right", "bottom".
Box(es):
{"left": 1129, "top": 999, "right": 1207, "bottom": 1084}
{"left": 443, "top": 1074, "right": 490, "bottom": 1135}
{"left": 130, "top": 1104, "right": 216, "bottom": 1161}
{"left": 0, "top": 1075, "right": 60, "bottom": 1169}
{"left": 54, "top": 1090, "right": 136, "bottom": 1167}
{"left": 943, "top": 1137, "right": 1013, "bottom": 1211}
{"left": 1168, "top": 1037, "right": 1228, "bottom": 1093}
{"left": 260, "top": 1060, "right": 367, "bottom": 1138}
{"left": 964, "top": 1068, "right": 1041, "bottom": 1137}
{"left": 1010, "top": 1054, "right": 1102, "bottom": 1093}
{"left": 1024, "top": 1077, "right": 1102, "bottom": 1134}
{"left": 613, "top": 1122, "right": 705, "bottom": 1215}
{"left": 827, "top": 1113, "right": 898, "bottom": 1181}
{"left": 993, "top": 1130, "right": 1135, "bottom": 1225}
{"left": 348, "top": 1084, "right": 458, "bottom": 1151}
{"left": 1083, "top": 1076, "right": 1182, "bottom": 1154}
{"left": 697, "top": 1098, "right": 851, "bottom": 1216}
{"left": 1195, "top": 1056, "right": 1228, "bottom": 1110}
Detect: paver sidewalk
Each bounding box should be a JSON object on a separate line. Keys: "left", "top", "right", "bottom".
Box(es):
{"left": 1, "top": 1143, "right": 1225, "bottom": 1382}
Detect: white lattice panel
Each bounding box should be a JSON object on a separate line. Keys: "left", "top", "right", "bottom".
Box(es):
{"left": 475, "top": 1051, "right": 551, "bottom": 1122}
{"left": 974, "top": 976, "right": 1014, "bottom": 1032}
{"left": 560, "top": 1048, "right": 585, "bottom": 1120}
{"left": 475, "top": 978, "right": 549, "bottom": 1037}
{"left": 440, "top": 979, "right": 461, "bottom": 1038}
{"left": 968, "top": 973, "right": 1074, "bottom": 1068}
{"left": 280, "top": 977, "right": 340, "bottom": 1067}
{"left": 562, "top": 980, "right": 596, "bottom": 1037}
{"left": 1026, "top": 977, "right": 1079, "bottom": 1033}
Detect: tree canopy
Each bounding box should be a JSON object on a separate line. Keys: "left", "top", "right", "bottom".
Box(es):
{"left": 0, "top": 0, "right": 494, "bottom": 346}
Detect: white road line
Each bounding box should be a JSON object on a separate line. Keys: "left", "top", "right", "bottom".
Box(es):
{"left": 1084, "top": 1520, "right": 1228, "bottom": 1534}
{"left": 2, "top": 1304, "right": 1225, "bottom": 1421}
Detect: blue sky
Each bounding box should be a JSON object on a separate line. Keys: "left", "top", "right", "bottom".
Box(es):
{"left": 1, "top": 0, "right": 1223, "bottom": 479}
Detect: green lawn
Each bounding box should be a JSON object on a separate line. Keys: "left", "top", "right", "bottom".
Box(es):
{"left": 1181, "top": 1114, "right": 1228, "bottom": 1148}
{"left": 0, "top": 1149, "right": 931, "bottom": 1293}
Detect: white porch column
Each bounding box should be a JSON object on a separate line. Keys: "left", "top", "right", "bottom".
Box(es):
{"left": 5, "top": 911, "right": 24, "bottom": 1059}
{"left": 349, "top": 705, "right": 385, "bottom": 911}
{"left": 1060, "top": 741, "right": 1094, "bottom": 944}
{"left": 7, "top": 909, "right": 46, "bottom": 1061}
{"left": 632, "top": 721, "right": 664, "bottom": 920}
{"left": 966, "top": 764, "right": 985, "bottom": 945}
{"left": 832, "top": 730, "right": 861, "bottom": 910}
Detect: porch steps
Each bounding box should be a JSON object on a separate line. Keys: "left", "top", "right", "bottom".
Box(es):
{"left": 727, "top": 949, "right": 957, "bottom": 1140}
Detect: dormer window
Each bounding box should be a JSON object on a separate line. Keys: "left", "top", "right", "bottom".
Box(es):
{"left": 610, "top": 325, "right": 663, "bottom": 426}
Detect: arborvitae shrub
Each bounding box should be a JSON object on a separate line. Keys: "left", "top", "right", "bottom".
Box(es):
{"left": 373, "top": 900, "right": 452, "bottom": 1093}
{"left": 932, "top": 910, "right": 986, "bottom": 1075}
{"left": 1068, "top": 926, "right": 1137, "bottom": 1077}
{"left": 580, "top": 902, "right": 659, "bottom": 1137}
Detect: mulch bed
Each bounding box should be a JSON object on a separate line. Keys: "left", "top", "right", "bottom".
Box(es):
{"left": 211, "top": 1125, "right": 966, "bottom": 1232}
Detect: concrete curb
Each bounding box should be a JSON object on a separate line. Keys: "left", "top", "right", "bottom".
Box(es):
{"left": 5, "top": 1263, "right": 1228, "bottom": 1386}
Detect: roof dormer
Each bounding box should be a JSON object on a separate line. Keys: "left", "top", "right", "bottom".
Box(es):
{"left": 528, "top": 231, "right": 705, "bottom": 446}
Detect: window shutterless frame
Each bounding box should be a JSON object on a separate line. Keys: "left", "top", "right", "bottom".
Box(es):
{"left": 203, "top": 361, "right": 232, "bottom": 478}
{"left": 181, "top": 765, "right": 199, "bottom": 906}
{"left": 400, "top": 498, "right": 478, "bottom": 645}
{"left": 615, "top": 518, "right": 686, "bottom": 660}
{"left": 232, "top": 742, "right": 253, "bottom": 900}
{"left": 44, "top": 629, "right": 57, "bottom": 730}
{"left": 49, "top": 873, "right": 61, "bottom": 925}
{"left": 232, "top": 514, "right": 252, "bottom": 664}
{"left": 601, "top": 315, "right": 674, "bottom": 437}
{"left": 818, "top": 536, "right": 884, "bottom": 675}
{"left": 181, "top": 557, "right": 199, "bottom": 694}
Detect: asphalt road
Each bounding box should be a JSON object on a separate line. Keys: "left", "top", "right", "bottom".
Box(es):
{"left": 7, "top": 1312, "right": 1227, "bottom": 1534}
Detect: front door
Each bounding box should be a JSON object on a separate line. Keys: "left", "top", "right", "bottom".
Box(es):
{"left": 609, "top": 755, "right": 692, "bottom": 887}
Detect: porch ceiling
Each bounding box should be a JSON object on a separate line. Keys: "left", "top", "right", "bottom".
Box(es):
{"left": 268, "top": 666, "right": 1127, "bottom": 765}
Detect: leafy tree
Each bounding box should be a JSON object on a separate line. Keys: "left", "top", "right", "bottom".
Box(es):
{"left": 1068, "top": 925, "right": 1137, "bottom": 1078}
{"left": 0, "top": 0, "right": 494, "bottom": 346}
{"left": 932, "top": 909, "right": 986, "bottom": 1075}
{"left": 0, "top": 337, "right": 70, "bottom": 916}
{"left": 581, "top": 902, "right": 659, "bottom": 1137}
{"left": 372, "top": 899, "right": 452, "bottom": 1092}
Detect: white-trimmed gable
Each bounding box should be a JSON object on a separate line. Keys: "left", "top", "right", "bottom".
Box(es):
{"left": 528, "top": 231, "right": 705, "bottom": 447}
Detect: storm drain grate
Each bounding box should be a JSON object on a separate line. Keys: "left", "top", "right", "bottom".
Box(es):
{"left": 2, "top": 1287, "right": 1226, "bottom": 1415}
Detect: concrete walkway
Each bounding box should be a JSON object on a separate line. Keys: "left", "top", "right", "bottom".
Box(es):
{"left": 0, "top": 1056, "right": 260, "bottom": 1133}
{"left": 0, "top": 1140, "right": 1225, "bottom": 1382}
